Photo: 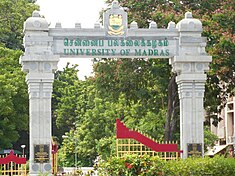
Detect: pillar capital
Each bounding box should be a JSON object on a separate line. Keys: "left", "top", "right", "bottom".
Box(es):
{"left": 176, "top": 12, "right": 202, "bottom": 33}
{"left": 20, "top": 55, "right": 59, "bottom": 73}
{"left": 21, "top": 10, "right": 59, "bottom": 74}
{"left": 24, "top": 11, "right": 49, "bottom": 32}
{"left": 171, "top": 55, "right": 211, "bottom": 75}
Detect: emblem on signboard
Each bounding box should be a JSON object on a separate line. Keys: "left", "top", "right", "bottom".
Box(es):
{"left": 108, "top": 14, "right": 124, "bottom": 36}
{"left": 34, "top": 144, "right": 50, "bottom": 163}
{"left": 187, "top": 143, "right": 202, "bottom": 157}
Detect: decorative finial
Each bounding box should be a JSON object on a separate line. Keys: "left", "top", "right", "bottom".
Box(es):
{"left": 112, "top": 0, "right": 119, "bottom": 9}
{"left": 130, "top": 21, "right": 138, "bottom": 29}
{"left": 149, "top": 21, "right": 157, "bottom": 29}
{"left": 167, "top": 21, "right": 176, "bottom": 29}
{"left": 32, "top": 11, "right": 40, "bottom": 17}
{"left": 185, "top": 12, "right": 192, "bottom": 19}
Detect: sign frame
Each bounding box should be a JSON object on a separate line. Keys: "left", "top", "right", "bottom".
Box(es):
{"left": 34, "top": 144, "right": 50, "bottom": 163}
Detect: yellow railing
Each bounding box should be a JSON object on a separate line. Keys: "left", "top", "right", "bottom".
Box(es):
{"left": 0, "top": 154, "right": 27, "bottom": 176}
{"left": 116, "top": 139, "right": 180, "bottom": 160}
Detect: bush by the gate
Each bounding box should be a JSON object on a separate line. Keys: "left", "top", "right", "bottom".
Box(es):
{"left": 96, "top": 154, "right": 235, "bottom": 176}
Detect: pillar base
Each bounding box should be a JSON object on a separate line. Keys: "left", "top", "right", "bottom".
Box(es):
{"left": 29, "top": 162, "right": 52, "bottom": 175}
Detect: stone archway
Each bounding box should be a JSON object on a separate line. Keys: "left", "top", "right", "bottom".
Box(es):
{"left": 20, "top": 1, "right": 211, "bottom": 175}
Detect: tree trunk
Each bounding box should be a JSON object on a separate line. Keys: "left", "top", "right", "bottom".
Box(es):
{"left": 164, "top": 73, "right": 179, "bottom": 142}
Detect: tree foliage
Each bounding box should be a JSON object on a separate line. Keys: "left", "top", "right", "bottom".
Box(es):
{"left": 204, "top": 126, "right": 219, "bottom": 152}
{"left": 0, "top": 0, "right": 38, "bottom": 150}
{"left": 204, "top": 0, "right": 235, "bottom": 123}
{"left": 52, "top": 64, "right": 81, "bottom": 139}
{"left": 0, "top": 0, "right": 38, "bottom": 50}
{"left": 93, "top": 57, "right": 170, "bottom": 138}
{"left": 58, "top": 88, "right": 167, "bottom": 166}
{"left": 0, "top": 47, "right": 28, "bottom": 149}
{"left": 94, "top": 58, "right": 170, "bottom": 108}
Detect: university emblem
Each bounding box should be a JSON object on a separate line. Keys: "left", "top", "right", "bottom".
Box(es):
{"left": 108, "top": 14, "right": 124, "bottom": 36}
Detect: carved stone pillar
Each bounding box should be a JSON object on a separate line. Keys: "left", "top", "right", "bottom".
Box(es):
{"left": 171, "top": 12, "right": 212, "bottom": 158}
{"left": 20, "top": 11, "right": 59, "bottom": 175}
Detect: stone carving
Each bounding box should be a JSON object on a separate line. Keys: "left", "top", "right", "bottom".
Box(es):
{"left": 196, "top": 63, "right": 204, "bottom": 71}
{"left": 183, "top": 63, "right": 191, "bottom": 72}
{"left": 29, "top": 63, "right": 38, "bottom": 71}
{"left": 31, "top": 164, "right": 39, "bottom": 172}
{"left": 167, "top": 21, "right": 175, "bottom": 29}
{"left": 130, "top": 21, "right": 138, "bottom": 29}
{"left": 149, "top": 21, "right": 157, "bottom": 29}
{"left": 44, "top": 164, "right": 52, "bottom": 171}
{"left": 44, "top": 63, "right": 51, "bottom": 72}
{"left": 33, "top": 20, "right": 41, "bottom": 28}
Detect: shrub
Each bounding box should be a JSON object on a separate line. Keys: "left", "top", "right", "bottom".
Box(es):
{"left": 97, "top": 154, "right": 164, "bottom": 176}
{"left": 97, "top": 154, "right": 235, "bottom": 176}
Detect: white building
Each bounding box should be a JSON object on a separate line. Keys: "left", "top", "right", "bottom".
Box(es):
{"left": 208, "top": 96, "right": 235, "bottom": 156}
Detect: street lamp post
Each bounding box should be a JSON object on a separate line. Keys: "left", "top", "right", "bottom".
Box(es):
{"left": 21, "top": 145, "right": 26, "bottom": 157}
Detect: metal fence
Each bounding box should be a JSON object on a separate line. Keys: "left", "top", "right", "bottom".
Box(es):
{"left": 117, "top": 139, "right": 180, "bottom": 160}
{"left": 0, "top": 151, "right": 26, "bottom": 176}
{"left": 116, "top": 119, "right": 182, "bottom": 160}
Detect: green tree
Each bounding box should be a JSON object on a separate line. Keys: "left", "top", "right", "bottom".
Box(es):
{"left": 0, "top": 0, "right": 38, "bottom": 151}
{"left": 204, "top": 126, "right": 219, "bottom": 152}
{"left": 94, "top": 58, "right": 170, "bottom": 136}
{"left": 0, "top": 0, "right": 38, "bottom": 50}
{"left": 57, "top": 77, "right": 97, "bottom": 166}
{"left": 204, "top": 0, "right": 235, "bottom": 124}
{"left": 59, "top": 90, "right": 167, "bottom": 166}
{"left": 0, "top": 47, "right": 28, "bottom": 149}
{"left": 52, "top": 63, "right": 82, "bottom": 143}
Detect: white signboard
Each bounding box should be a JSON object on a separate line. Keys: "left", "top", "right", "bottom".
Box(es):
{"left": 52, "top": 36, "right": 178, "bottom": 58}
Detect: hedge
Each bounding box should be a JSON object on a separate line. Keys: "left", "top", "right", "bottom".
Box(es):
{"left": 96, "top": 154, "right": 235, "bottom": 176}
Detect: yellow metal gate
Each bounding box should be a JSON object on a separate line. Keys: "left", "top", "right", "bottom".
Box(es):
{"left": 0, "top": 151, "right": 27, "bottom": 175}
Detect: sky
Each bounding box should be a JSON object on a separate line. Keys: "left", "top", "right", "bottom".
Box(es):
{"left": 36, "top": 0, "right": 107, "bottom": 79}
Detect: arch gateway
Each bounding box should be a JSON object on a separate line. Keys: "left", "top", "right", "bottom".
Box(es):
{"left": 20, "top": 1, "right": 211, "bottom": 175}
